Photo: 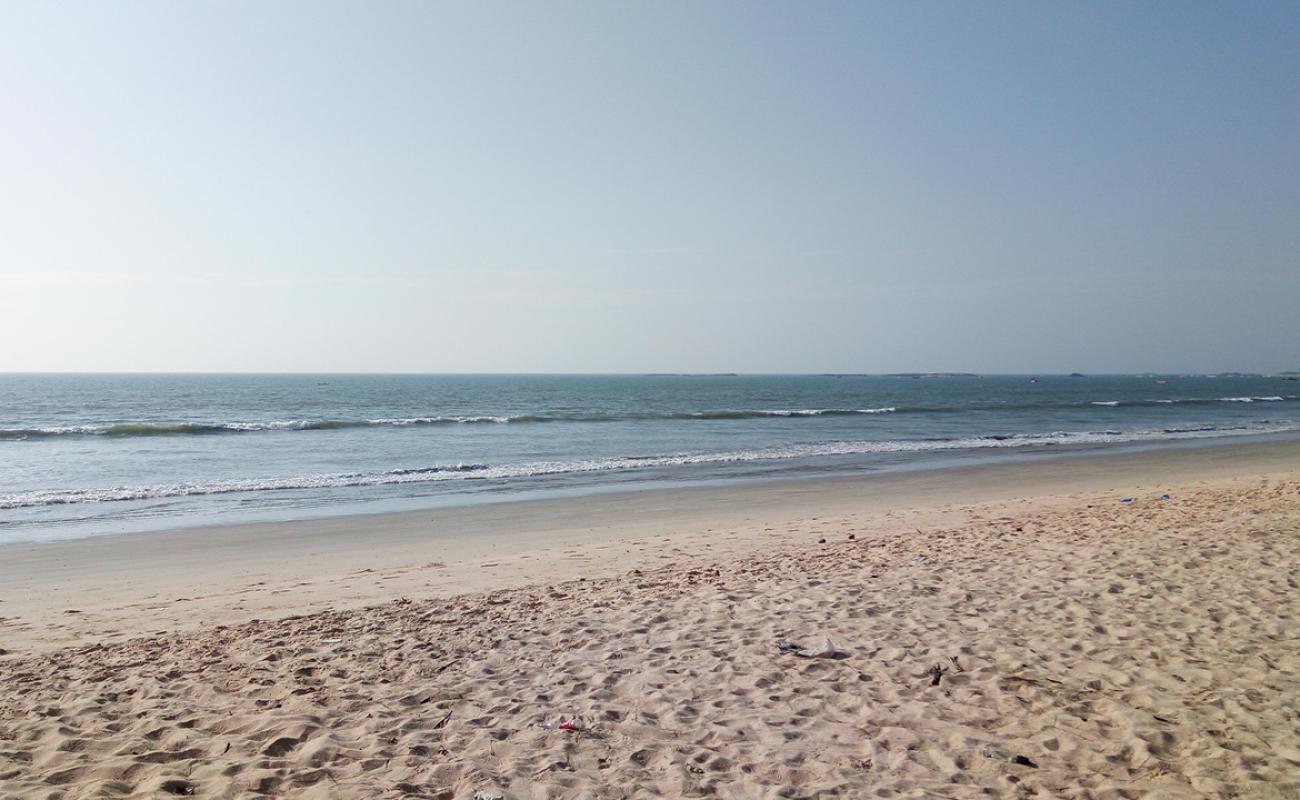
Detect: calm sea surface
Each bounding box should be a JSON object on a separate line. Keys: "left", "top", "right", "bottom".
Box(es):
{"left": 2, "top": 373, "right": 1298, "bottom": 543}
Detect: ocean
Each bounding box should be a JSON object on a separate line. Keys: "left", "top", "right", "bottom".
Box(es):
{"left": 2, "top": 373, "right": 1298, "bottom": 544}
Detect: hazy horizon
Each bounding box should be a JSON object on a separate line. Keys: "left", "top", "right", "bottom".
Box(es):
{"left": 2, "top": 2, "right": 1296, "bottom": 375}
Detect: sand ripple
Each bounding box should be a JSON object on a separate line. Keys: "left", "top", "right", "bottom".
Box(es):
{"left": 2, "top": 479, "right": 1299, "bottom": 798}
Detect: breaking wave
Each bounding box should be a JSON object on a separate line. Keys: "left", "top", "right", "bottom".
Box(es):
{"left": 5, "top": 421, "right": 1297, "bottom": 511}
{"left": 0, "top": 416, "right": 538, "bottom": 440}
{"left": 3, "top": 395, "right": 1296, "bottom": 441}
{"left": 0, "top": 409, "right": 898, "bottom": 439}
{"left": 681, "top": 408, "right": 897, "bottom": 419}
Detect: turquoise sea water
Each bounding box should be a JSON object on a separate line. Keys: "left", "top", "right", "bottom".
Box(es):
{"left": 2, "top": 373, "right": 1298, "bottom": 543}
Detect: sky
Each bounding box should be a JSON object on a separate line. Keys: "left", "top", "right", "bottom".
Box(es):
{"left": 1, "top": 1, "right": 1296, "bottom": 374}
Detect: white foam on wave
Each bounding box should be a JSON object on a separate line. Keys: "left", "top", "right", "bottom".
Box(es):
{"left": 0, "top": 463, "right": 492, "bottom": 509}
{"left": 366, "top": 416, "right": 517, "bottom": 425}
{"left": 222, "top": 420, "right": 324, "bottom": 431}
{"left": 688, "top": 408, "right": 897, "bottom": 419}
{"left": 5, "top": 409, "right": 906, "bottom": 438}
{"left": 761, "top": 408, "right": 896, "bottom": 416}
{"left": 14, "top": 395, "right": 1299, "bottom": 441}
{"left": 0, "top": 416, "right": 538, "bottom": 439}
{"left": 5, "top": 421, "right": 1298, "bottom": 511}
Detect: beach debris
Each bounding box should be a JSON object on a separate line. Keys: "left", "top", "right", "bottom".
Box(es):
{"left": 776, "top": 637, "right": 840, "bottom": 658}
{"left": 927, "top": 663, "right": 948, "bottom": 685}
{"left": 1121, "top": 498, "right": 1134, "bottom": 503}
{"left": 802, "top": 638, "right": 839, "bottom": 658}
{"left": 912, "top": 555, "right": 928, "bottom": 562}
{"left": 1160, "top": 494, "right": 1171, "bottom": 500}
{"left": 949, "top": 655, "right": 964, "bottom": 672}
{"left": 540, "top": 717, "right": 582, "bottom": 731}
{"left": 980, "top": 743, "right": 1039, "bottom": 768}
{"left": 473, "top": 792, "right": 503, "bottom": 800}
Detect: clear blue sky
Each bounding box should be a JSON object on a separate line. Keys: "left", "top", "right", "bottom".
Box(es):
{"left": 1, "top": 1, "right": 1296, "bottom": 373}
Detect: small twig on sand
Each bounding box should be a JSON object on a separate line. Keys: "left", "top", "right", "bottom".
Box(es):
{"left": 532, "top": 758, "right": 569, "bottom": 778}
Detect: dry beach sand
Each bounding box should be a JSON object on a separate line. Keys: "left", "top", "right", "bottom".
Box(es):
{"left": 1, "top": 441, "right": 1298, "bottom": 798}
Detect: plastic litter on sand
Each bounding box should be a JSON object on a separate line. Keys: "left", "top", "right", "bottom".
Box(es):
{"left": 776, "top": 637, "right": 840, "bottom": 658}
{"left": 540, "top": 718, "right": 583, "bottom": 731}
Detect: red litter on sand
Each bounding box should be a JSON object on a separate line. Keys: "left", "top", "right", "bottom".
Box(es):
{"left": 541, "top": 718, "right": 583, "bottom": 731}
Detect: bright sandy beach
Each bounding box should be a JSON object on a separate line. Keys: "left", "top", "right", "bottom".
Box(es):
{"left": 7, "top": 0, "right": 1298, "bottom": 796}
{"left": 2, "top": 440, "right": 1298, "bottom": 798}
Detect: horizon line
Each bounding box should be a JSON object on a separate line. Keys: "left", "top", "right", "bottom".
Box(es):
{"left": 1, "top": 370, "right": 1295, "bottom": 377}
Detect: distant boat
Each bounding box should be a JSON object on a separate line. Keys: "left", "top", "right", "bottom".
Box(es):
{"left": 1029, "top": 378, "right": 1038, "bottom": 383}
{"left": 1155, "top": 379, "right": 1168, "bottom": 384}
